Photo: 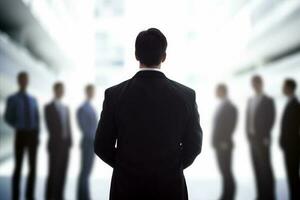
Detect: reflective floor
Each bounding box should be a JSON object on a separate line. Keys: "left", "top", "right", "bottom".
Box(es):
{"left": 0, "top": 176, "right": 288, "bottom": 200}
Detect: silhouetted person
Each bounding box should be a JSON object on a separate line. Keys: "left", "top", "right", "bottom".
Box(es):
{"left": 94, "top": 28, "right": 203, "bottom": 200}
{"left": 212, "top": 84, "right": 237, "bottom": 200}
{"left": 77, "top": 84, "right": 98, "bottom": 200}
{"left": 246, "top": 75, "right": 276, "bottom": 200}
{"left": 4, "top": 71, "right": 40, "bottom": 200}
{"left": 45, "top": 82, "right": 72, "bottom": 200}
{"left": 279, "top": 79, "right": 300, "bottom": 200}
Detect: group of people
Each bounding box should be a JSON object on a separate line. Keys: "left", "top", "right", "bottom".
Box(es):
{"left": 4, "top": 72, "right": 98, "bottom": 200}
{"left": 3, "top": 28, "right": 300, "bottom": 200}
{"left": 212, "top": 75, "right": 300, "bottom": 200}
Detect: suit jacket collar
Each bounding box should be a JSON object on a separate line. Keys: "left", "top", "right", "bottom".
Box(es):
{"left": 133, "top": 70, "right": 166, "bottom": 79}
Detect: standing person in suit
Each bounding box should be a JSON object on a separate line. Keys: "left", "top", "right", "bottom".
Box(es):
{"left": 94, "top": 28, "right": 203, "bottom": 200}
{"left": 77, "top": 84, "right": 98, "bottom": 200}
{"left": 212, "top": 84, "right": 237, "bottom": 200}
{"left": 4, "top": 71, "right": 40, "bottom": 200}
{"left": 246, "top": 75, "right": 276, "bottom": 200}
{"left": 45, "top": 82, "right": 72, "bottom": 200}
{"left": 279, "top": 79, "right": 300, "bottom": 200}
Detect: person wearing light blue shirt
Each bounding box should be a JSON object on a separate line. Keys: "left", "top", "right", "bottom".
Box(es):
{"left": 4, "top": 71, "right": 39, "bottom": 200}
{"left": 77, "top": 84, "right": 98, "bottom": 200}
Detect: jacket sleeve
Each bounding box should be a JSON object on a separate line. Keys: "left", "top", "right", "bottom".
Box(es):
{"left": 182, "top": 91, "right": 203, "bottom": 169}
{"left": 44, "top": 106, "right": 51, "bottom": 134}
{"left": 34, "top": 98, "right": 40, "bottom": 133}
{"left": 94, "top": 89, "right": 117, "bottom": 168}
{"left": 227, "top": 105, "right": 238, "bottom": 140}
{"left": 77, "top": 108, "right": 85, "bottom": 134}
{"left": 4, "top": 96, "right": 16, "bottom": 128}
{"left": 266, "top": 98, "right": 276, "bottom": 137}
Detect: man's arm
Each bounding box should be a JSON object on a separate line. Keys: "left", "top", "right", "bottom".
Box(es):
{"left": 266, "top": 98, "right": 276, "bottom": 136}
{"left": 34, "top": 98, "right": 40, "bottom": 133}
{"left": 94, "top": 89, "right": 117, "bottom": 168}
{"left": 77, "top": 108, "right": 86, "bottom": 135}
{"left": 4, "top": 96, "right": 16, "bottom": 128}
{"left": 182, "top": 92, "right": 203, "bottom": 169}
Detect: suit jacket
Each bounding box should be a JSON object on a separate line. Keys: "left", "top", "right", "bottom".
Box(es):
{"left": 212, "top": 100, "right": 237, "bottom": 149}
{"left": 246, "top": 95, "right": 275, "bottom": 142}
{"left": 280, "top": 97, "right": 300, "bottom": 150}
{"left": 4, "top": 92, "right": 40, "bottom": 131}
{"left": 94, "top": 70, "right": 203, "bottom": 200}
{"left": 45, "top": 102, "right": 72, "bottom": 150}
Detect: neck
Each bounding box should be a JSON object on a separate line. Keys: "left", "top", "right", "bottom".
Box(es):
{"left": 19, "top": 89, "right": 26, "bottom": 93}
{"left": 140, "top": 64, "right": 161, "bottom": 69}
{"left": 255, "top": 91, "right": 263, "bottom": 95}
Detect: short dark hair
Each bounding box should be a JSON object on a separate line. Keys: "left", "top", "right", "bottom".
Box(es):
{"left": 85, "top": 84, "right": 94, "bottom": 92}
{"left": 135, "top": 28, "right": 167, "bottom": 67}
{"left": 217, "top": 83, "right": 227, "bottom": 95}
{"left": 252, "top": 75, "right": 262, "bottom": 84}
{"left": 53, "top": 82, "right": 63, "bottom": 91}
{"left": 17, "top": 71, "right": 28, "bottom": 81}
{"left": 285, "top": 78, "right": 297, "bottom": 92}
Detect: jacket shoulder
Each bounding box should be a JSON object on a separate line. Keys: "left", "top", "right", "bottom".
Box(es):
{"left": 7, "top": 93, "right": 19, "bottom": 102}
{"left": 105, "top": 79, "right": 130, "bottom": 95}
{"left": 167, "top": 79, "right": 195, "bottom": 99}
{"left": 44, "top": 102, "right": 53, "bottom": 111}
{"left": 264, "top": 95, "right": 274, "bottom": 102}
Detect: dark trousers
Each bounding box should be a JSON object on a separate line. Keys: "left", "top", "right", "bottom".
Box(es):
{"left": 77, "top": 139, "right": 95, "bottom": 200}
{"left": 283, "top": 149, "right": 300, "bottom": 200}
{"left": 215, "top": 148, "right": 236, "bottom": 200}
{"left": 250, "top": 141, "right": 275, "bottom": 200}
{"left": 46, "top": 144, "right": 70, "bottom": 200}
{"left": 12, "top": 131, "right": 38, "bottom": 200}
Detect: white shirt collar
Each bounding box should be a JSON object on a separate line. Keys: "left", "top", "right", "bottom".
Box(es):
{"left": 139, "top": 67, "right": 162, "bottom": 72}
{"left": 54, "top": 99, "right": 63, "bottom": 107}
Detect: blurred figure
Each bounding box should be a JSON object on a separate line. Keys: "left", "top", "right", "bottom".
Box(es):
{"left": 246, "top": 75, "right": 276, "bottom": 200}
{"left": 94, "top": 28, "right": 202, "bottom": 200}
{"left": 4, "top": 71, "right": 40, "bottom": 200}
{"left": 45, "top": 82, "right": 72, "bottom": 200}
{"left": 279, "top": 79, "right": 300, "bottom": 200}
{"left": 77, "top": 84, "right": 98, "bottom": 200}
{"left": 212, "top": 84, "right": 237, "bottom": 200}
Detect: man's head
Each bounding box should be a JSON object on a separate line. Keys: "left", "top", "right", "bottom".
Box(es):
{"left": 216, "top": 84, "right": 227, "bottom": 99}
{"left": 135, "top": 28, "right": 167, "bottom": 68}
{"left": 85, "top": 84, "right": 95, "bottom": 100}
{"left": 251, "top": 75, "right": 263, "bottom": 94}
{"left": 17, "top": 71, "right": 29, "bottom": 91}
{"left": 53, "top": 82, "right": 64, "bottom": 99}
{"left": 283, "top": 78, "right": 297, "bottom": 97}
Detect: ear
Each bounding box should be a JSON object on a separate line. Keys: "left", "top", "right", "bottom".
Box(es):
{"left": 135, "top": 51, "right": 139, "bottom": 61}
{"left": 161, "top": 52, "right": 166, "bottom": 63}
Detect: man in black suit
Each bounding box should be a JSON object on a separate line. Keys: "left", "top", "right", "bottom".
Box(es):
{"left": 279, "top": 79, "right": 300, "bottom": 200}
{"left": 212, "top": 84, "right": 237, "bottom": 200}
{"left": 45, "top": 82, "right": 72, "bottom": 200}
{"left": 246, "top": 75, "right": 276, "bottom": 200}
{"left": 94, "top": 28, "right": 203, "bottom": 200}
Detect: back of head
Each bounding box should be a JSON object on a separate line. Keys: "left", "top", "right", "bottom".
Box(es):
{"left": 85, "top": 84, "right": 95, "bottom": 99}
{"left": 252, "top": 75, "right": 262, "bottom": 85}
{"left": 251, "top": 74, "right": 263, "bottom": 93}
{"left": 216, "top": 83, "right": 227, "bottom": 98}
{"left": 17, "top": 71, "right": 29, "bottom": 90}
{"left": 135, "top": 28, "right": 167, "bottom": 67}
{"left": 284, "top": 78, "right": 297, "bottom": 95}
{"left": 53, "top": 82, "right": 64, "bottom": 99}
